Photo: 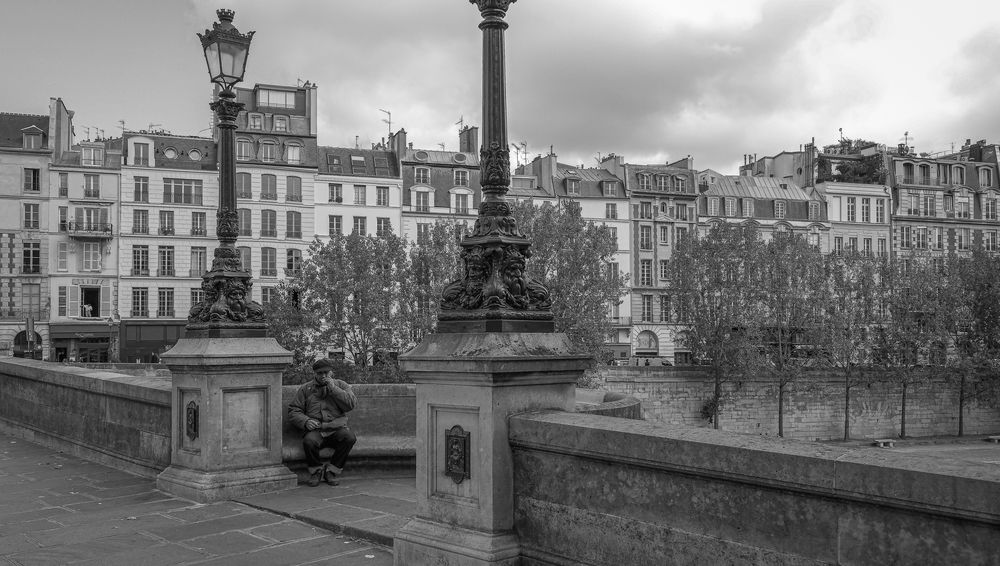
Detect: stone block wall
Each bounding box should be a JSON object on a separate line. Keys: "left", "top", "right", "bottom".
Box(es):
{"left": 600, "top": 367, "right": 1000, "bottom": 440}
{"left": 510, "top": 411, "right": 1000, "bottom": 566}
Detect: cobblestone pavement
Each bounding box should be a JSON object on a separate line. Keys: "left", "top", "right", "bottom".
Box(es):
{"left": 0, "top": 433, "right": 397, "bottom": 565}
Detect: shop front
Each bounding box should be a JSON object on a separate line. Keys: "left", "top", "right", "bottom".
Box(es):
{"left": 120, "top": 320, "right": 188, "bottom": 364}
{"left": 48, "top": 322, "right": 117, "bottom": 363}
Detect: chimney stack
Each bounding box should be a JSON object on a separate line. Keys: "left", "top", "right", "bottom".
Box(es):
{"left": 458, "top": 126, "right": 479, "bottom": 153}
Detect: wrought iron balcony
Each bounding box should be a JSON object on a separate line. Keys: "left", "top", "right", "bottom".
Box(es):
{"left": 130, "top": 309, "right": 150, "bottom": 318}
{"left": 157, "top": 269, "right": 175, "bottom": 277}
{"left": 158, "top": 227, "right": 175, "bottom": 236}
{"left": 130, "top": 268, "right": 150, "bottom": 276}
{"left": 191, "top": 227, "right": 207, "bottom": 236}
{"left": 66, "top": 221, "right": 114, "bottom": 239}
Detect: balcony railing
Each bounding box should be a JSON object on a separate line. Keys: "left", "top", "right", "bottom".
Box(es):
{"left": 260, "top": 269, "right": 278, "bottom": 277}
{"left": 261, "top": 230, "right": 277, "bottom": 238}
{"left": 21, "top": 266, "right": 41, "bottom": 274}
{"left": 286, "top": 231, "right": 302, "bottom": 239}
{"left": 131, "top": 268, "right": 150, "bottom": 276}
{"left": 413, "top": 205, "right": 430, "bottom": 213}
{"left": 261, "top": 193, "right": 277, "bottom": 200}
{"left": 158, "top": 227, "right": 175, "bottom": 236}
{"left": 157, "top": 269, "right": 175, "bottom": 277}
{"left": 130, "top": 310, "right": 150, "bottom": 318}
{"left": 0, "top": 308, "right": 49, "bottom": 321}
{"left": 132, "top": 227, "right": 149, "bottom": 234}
{"left": 454, "top": 207, "right": 470, "bottom": 215}
{"left": 157, "top": 310, "right": 176, "bottom": 318}
{"left": 66, "top": 221, "right": 114, "bottom": 239}
{"left": 896, "top": 175, "right": 916, "bottom": 185}
{"left": 191, "top": 227, "right": 207, "bottom": 236}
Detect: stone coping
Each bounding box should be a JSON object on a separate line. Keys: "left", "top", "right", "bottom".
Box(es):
{"left": 509, "top": 411, "right": 1000, "bottom": 523}
{"left": 0, "top": 356, "right": 170, "bottom": 406}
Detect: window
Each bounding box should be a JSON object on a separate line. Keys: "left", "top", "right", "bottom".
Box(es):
{"left": 659, "top": 260, "right": 670, "bottom": 280}
{"left": 981, "top": 168, "right": 994, "bottom": 188}
{"left": 878, "top": 239, "right": 887, "bottom": 256}
{"left": 163, "top": 179, "right": 203, "bottom": 205}
{"left": 914, "top": 227, "right": 928, "bottom": 250}
{"left": 328, "top": 215, "right": 342, "bottom": 235}
{"left": 23, "top": 203, "right": 39, "bottom": 229}
{"left": 274, "top": 116, "right": 288, "bottom": 132}
{"left": 673, "top": 177, "right": 687, "bottom": 192}
{"left": 848, "top": 237, "right": 858, "bottom": 252}
{"left": 932, "top": 227, "right": 943, "bottom": 249}
{"left": 239, "top": 247, "right": 251, "bottom": 272}
{"left": 23, "top": 133, "right": 41, "bottom": 149}
{"left": 918, "top": 164, "right": 931, "bottom": 185}
{"left": 659, "top": 295, "right": 671, "bottom": 322}
{"left": 236, "top": 173, "right": 252, "bottom": 198}
{"left": 257, "top": 88, "right": 295, "bottom": 108}
{"left": 286, "top": 249, "right": 302, "bottom": 274}
{"left": 249, "top": 114, "right": 263, "bottom": 129}
{"left": 675, "top": 226, "right": 688, "bottom": 243}
{"left": 82, "top": 147, "right": 102, "bottom": 166}
{"left": 921, "top": 193, "right": 936, "bottom": 217}
{"left": 237, "top": 139, "right": 252, "bottom": 161}
{"left": 261, "top": 210, "right": 277, "bottom": 237}
{"left": 286, "top": 176, "right": 302, "bottom": 202}
{"left": 876, "top": 199, "right": 886, "bottom": 223}
{"left": 374, "top": 157, "right": 390, "bottom": 176}
{"left": 353, "top": 216, "right": 367, "bottom": 235}
{"left": 742, "top": 198, "right": 754, "bottom": 218}
{"left": 261, "top": 142, "right": 277, "bottom": 163}
{"left": 329, "top": 183, "right": 342, "bottom": 202}
{"left": 23, "top": 168, "right": 40, "bottom": 192}
{"left": 261, "top": 287, "right": 277, "bottom": 305}
{"left": 902, "top": 162, "right": 914, "bottom": 184}
{"left": 985, "top": 231, "right": 998, "bottom": 252}
{"left": 415, "top": 191, "right": 430, "bottom": 212}
{"left": 845, "top": 197, "right": 855, "bottom": 222}
{"left": 191, "top": 247, "right": 207, "bottom": 277}
{"left": 192, "top": 212, "right": 207, "bottom": 236}
{"left": 354, "top": 185, "right": 366, "bottom": 206}
{"left": 608, "top": 227, "right": 618, "bottom": 250}
{"left": 656, "top": 176, "right": 668, "bottom": 191}
{"left": 157, "top": 288, "right": 175, "bottom": 318}
{"left": 58, "top": 207, "right": 67, "bottom": 232}
{"left": 57, "top": 243, "right": 68, "bottom": 271}
{"left": 191, "top": 288, "right": 205, "bottom": 308}
{"left": 640, "top": 226, "right": 652, "bottom": 250}
{"left": 261, "top": 174, "right": 277, "bottom": 199}
{"left": 80, "top": 242, "right": 100, "bottom": 272}
{"left": 417, "top": 223, "right": 431, "bottom": 244}
{"left": 133, "top": 142, "right": 149, "bottom": 166}
{"left": 641, "top": 295, "right": 653, "bottom": 322}
{"left": 351, "top": 155, "right": 366, "bottom": 175}
{"left": 660, "top": 225, "right": 670, "bottom": 244}
{"left": 133, "top": 210, "right": 149, "bottom": 234}
{"left": 606, "top": 203, "right": 617, "bottom": 219}
{"left": 133, "top": 176, "right": 149, "bottom": 202}
{"left": 22, "top": 242, "right": 40, "bottom": 274}
{"left": 286, "top": 145, "right": 301, "bottom": 165}
{"left": 566, "top": 179, "right": 580, "bottom": 195}
{"left": 640, "top": 260, "right": 653, "bottom": 286}
{"left": 377, "top": 186, "right": 389, "bottom": 207}
{"left": 261, "top": 248, "right": 277, "bottom": 276}
{"left": 415, "top": 167, "right": 430, "bottom": 184}
{"left": 132, "top": 245, "right": 150, "bottom": 275}
{"left": 131, "top": 288, "right": 149, "bottom": 317}
{"left": 286, "top": 211, "right": 302, "bottom": 238}
{"left": 708, "top": 198, "right": 720, "bottom": 216}
{"left": 604, "top": 181, "right": 618, "bottom": 196}
{"left": 58, "top": 286, "right": 67, "bottom": 315}
{"left": 238, "top": 208, "right": 251, "bottom": 236}
{"left": 59, "top": 173, "right": 68, "bottom": 197}
{"left": 159, "top": 210, "right": 174, "bottom": 235}
{"left": 954, "top": 166, "right": 965, "bottom": 185}
{"left": 724, "top": 198, "right": 736, "bottom": 217}
{"left": 674, "top": 204, "right": 689, "bottom": 221}
{"left": 82, "top": 175, "right": 100, "bottom": 198}
{"left": 899, "top": 226, "right": 911, "bottom": 249}
{"left": 455, "top": 170, "right": 469, "bottom": 187}
{"left": 455, "top": 193, "right": 470, "bottom": 214}
{"left": 638, "top": 174, "right": 650, "bottom": 191}
{"left": 958, "top": 228, "right": 971, "bottom": 250}
{"left": 639, "top": 202, "right": 652, "bottom": 219}
{"left": 158, "top": 246, "right": 175, "bottom": 277}
{"left": 834, "top": 237, "right": 843, "bottom": 254}
{"left": 863, "top": 238, "right": 873, "bottom": 256}
{"left": 956, "top": 200, "right": 970, "bottom": 219}
{"left": 377, "top": 217, "right": 392, "bottom": 237}
{"left": 21, "top": 283, "right": 40, "bottom": 318}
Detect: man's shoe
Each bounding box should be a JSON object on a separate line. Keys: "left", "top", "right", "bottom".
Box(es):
{"left": 324, "top": 469, "right": 340, "bottom": 486}
{"left": 307, "top": 469, "right": 322, "bottom": 487}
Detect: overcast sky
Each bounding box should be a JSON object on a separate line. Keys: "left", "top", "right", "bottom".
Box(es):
{"left": 3, "top": 0, "right": 998, "bottom": 173}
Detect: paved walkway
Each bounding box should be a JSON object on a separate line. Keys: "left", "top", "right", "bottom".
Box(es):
{"left": 0, "top": 432, "right": 416, "bottom": 565}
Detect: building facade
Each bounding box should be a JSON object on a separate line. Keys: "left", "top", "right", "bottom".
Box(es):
{"left": 814, "top": 182, "right": 891, "bottom": 256}
{"left": 314, "top": 146, "right": 402, "bottom": 242}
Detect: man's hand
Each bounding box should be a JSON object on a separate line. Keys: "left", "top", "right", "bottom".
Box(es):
{"left": 305, "top": 419, "right": 320, "bottom": 431}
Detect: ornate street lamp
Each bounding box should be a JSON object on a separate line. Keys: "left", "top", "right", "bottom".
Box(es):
{"left": 188, "top": 9, "right": 265, "bottom": 336}
{"left": 438, "top": 0, "right": 552, "bottom": 332}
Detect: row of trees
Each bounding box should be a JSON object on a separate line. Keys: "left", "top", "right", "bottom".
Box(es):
{"left": 267, "top": 201, "right": 626, "bottom": 382}
{"left": 670, "top": 223, "right": 1000, "bottom": 438}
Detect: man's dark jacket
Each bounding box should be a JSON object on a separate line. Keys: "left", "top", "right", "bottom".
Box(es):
{"left": 288, "top": 378, "right": 357, "bottom": 431}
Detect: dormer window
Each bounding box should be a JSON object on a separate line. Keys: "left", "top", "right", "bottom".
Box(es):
{"left": 351, "top": 155, "right": 366, "bottom": 174}
{"left": 82, "top": 147, "right": 103, "bottom": 166}
{"left": 248, "top": 114, "right": 263, "bottom": 130}
{"left": 808, "top": 201, "right": 820, "bottom": 220}
{"left": 328, "top": 155, "right": 342, "bottom": 173}
{"left": 374, "top": 157, "right": 390, "bottom": 176}
{"left": 261, "top": 142, "right": 277, "bottom": 163}
{"left": 725, "top": 197, "right": 736, "bottom": 217}
{"left": 454, "top": 169, "right": 469, "bottom": 187}
{"left": 236, "top": 139, "right": 252, "bottom": 161}
{"left": 604, "top": 181, "right": 618, "bottom": 196}
{"left": 415, "top": 167, "right": 430, "bottom": 185}
{"left": 638, "top": 174, "right": 651, "bottom": 191}
{"left": 257, "top": 88, "right": 295, "bottom": 109}
{"left": 774, "top": 200, "right": 786, "bottom": 219}
{"left": 980, "top": 167, "right": 993, "bottom": 188}
{"left": 954, "top": 166, "right": 965, "bottom": 185}
{"left": 22, "top": 133, "right": 42, "bottom": 149}
{"left": 274, "top": 116, "right": 288, "bottom": 132}
{"left": 673, "top": 176, "right": 687, "bottom": 192}
{"left": 285, "top": 144, "right": 301, "bottom": 165}
{"left": 566, "top": 178, "right": 580, "bottom": 195}
{"left": 656, "top": 176, "right": 668, "bottom": 191}
{"left": 708, "top": 197, "right": 719, "bottom": 216}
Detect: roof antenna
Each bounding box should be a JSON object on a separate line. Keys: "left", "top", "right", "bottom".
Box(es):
{"left": 379, "top": 109, "right": 391, "bottom": 136}
{"left": 355, "top": 135, "right": 359, "bottom": 149}
{"left": 455, "top": 115, "right": 464, "bottom": 133}
{"left": 438, "top": 142, "right": 446, "bottom": 151}
{"left": 118, "top": 120, "right": 126, "bottom": 136}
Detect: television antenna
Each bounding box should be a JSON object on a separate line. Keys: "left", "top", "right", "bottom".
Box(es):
{"left": 379, "top": 109, "right": 391, "bottom": 135}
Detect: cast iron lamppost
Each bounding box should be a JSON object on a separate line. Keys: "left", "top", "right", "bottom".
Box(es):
{"left": 438, "top": 0, "right": 552, "bottom": 332}
{"left": 189, "top": 9, "right": 266, "bottom": 336}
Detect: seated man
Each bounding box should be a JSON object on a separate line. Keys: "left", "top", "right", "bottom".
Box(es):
{"left": 288, "top": 358, "right": 358, "bottom": 487}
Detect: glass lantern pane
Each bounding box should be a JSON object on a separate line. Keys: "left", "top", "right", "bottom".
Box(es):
{"left": 219, "top": 42, "right": 237, "bottom": 79}
{"left": 204, "top": 43, "right": 222, "bottom": 79}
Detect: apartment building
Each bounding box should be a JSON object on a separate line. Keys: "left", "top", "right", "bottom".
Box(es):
{"left": 315, "top": 146, "right": 402, "bottom": 241}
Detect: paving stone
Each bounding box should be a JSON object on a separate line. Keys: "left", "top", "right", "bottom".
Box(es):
{"left": 328, "top": 493, "right": 415, "bottom": 516}
{"left": 342, "top": 514, "right": 410, "bottom": 546}
{"left": 146, "top": 511, "right": 283, "bottom": 542}
{"left": 26, "top": 513, "right": 184, "bottom": 547}
{"left": 296, "top": 503, "right": 386, "bottom": 527}
{"left": 0, "top": 533, "right": 42, "bottom": 556}
{"left": 7, "top": 531, "right": 158, "bottom": 566}
{"left": 191, "top": 534, "right": 356, "bottom": 566}
{"left": 55, "top": 498, "right": 192, "bottom": 526}
{"left": 307, "top": 545, "right": 395, "bottom": 566}
{"left": 162, "top": 501, "right": 250, "bottom": 523}
{"left": 65, "top": 489, "right": 175, "bottom": 512}
{"left": 73, "top": 542, "right": 210, "bottom": 566}
{"left": 347, "top": 479, "right": 417, "bottom": 502}
{"left": 248, "top": 519, "right": 326, "bottom": 543}
{"left": 182, "top": 530, "right": 271, "bottom": 556}
{"left": 0, "top": 518, "right": 63, "bottom": 537}
{"left": 236, "top": 487, "right": 347, "bottom": 515}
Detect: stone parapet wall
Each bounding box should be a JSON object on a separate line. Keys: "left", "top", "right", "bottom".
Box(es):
{"left": 599, "top": 367, "right": 1000, "bottom": 439}
{"left": 510, "top": 411, "right": 1000, "bottom": 566}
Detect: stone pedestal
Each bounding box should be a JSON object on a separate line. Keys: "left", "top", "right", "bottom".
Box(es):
{"left": 394, "top": 332, "right": 591, "bottom": 566}
{"left": 156, "top": 336, "right": 296, "bottom": 503}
